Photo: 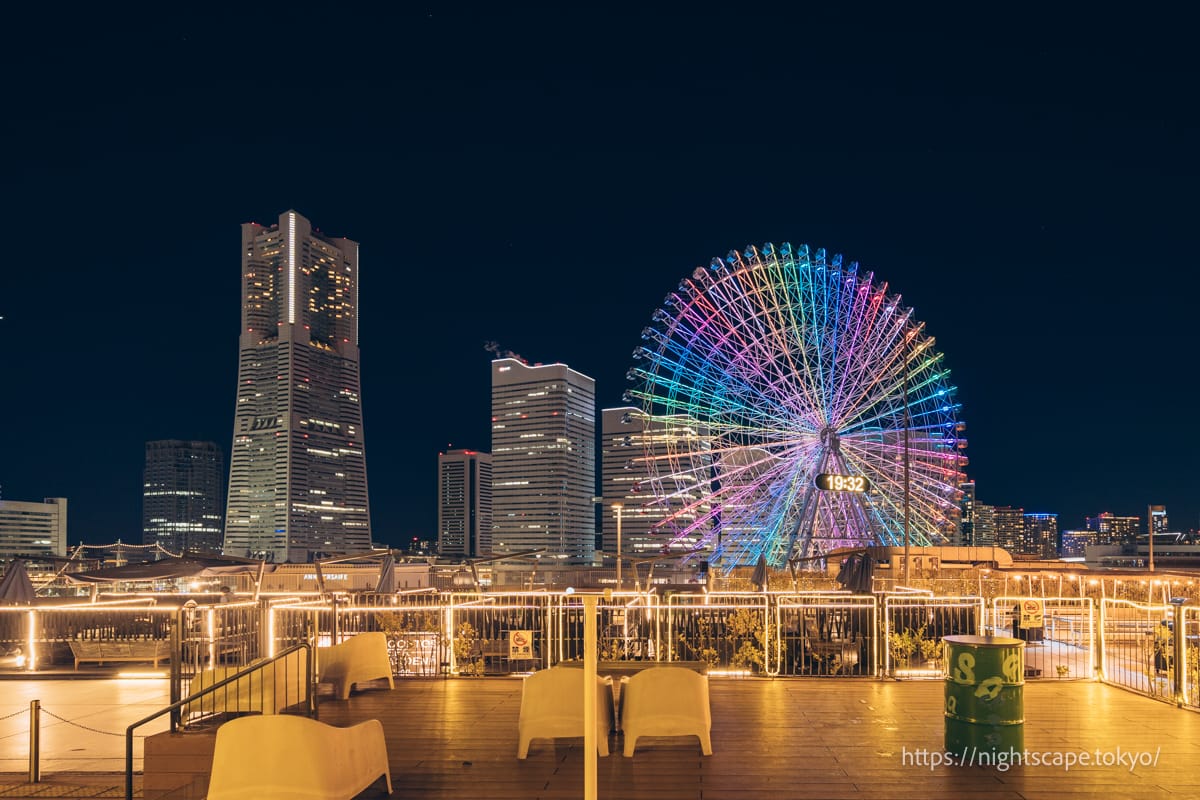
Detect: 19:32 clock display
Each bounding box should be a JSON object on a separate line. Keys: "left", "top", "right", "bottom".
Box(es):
{"left": 814, "top": 473, "right": 870, "bottom": 493}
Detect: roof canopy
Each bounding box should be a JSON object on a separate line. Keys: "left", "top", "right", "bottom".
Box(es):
{"left": 64, "top": 555, "right": 274, "bottom": 584}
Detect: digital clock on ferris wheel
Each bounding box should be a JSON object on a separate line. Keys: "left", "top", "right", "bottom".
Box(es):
{"left": 815, "top": 473, "right": 871, "bottom": 493}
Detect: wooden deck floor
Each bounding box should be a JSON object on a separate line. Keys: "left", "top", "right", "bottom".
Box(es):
{"left": 317, "top": 677, "right": 1200, "bottom": 800}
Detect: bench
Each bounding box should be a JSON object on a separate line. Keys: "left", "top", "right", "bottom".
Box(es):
{"left": 69, "top": 639, "right": 171, "bottom": 670}
{"left": 319, "top": 632, "right": 394, "bottom": 700}
{"left": 206, "top": 715, "right": 391, "bottom": 800}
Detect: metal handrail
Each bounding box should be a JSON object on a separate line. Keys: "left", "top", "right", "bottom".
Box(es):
{"left": 123, "top": 643, "right": 313, "bottom": 800}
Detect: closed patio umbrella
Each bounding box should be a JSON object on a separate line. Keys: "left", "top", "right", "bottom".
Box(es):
{"left": 374, "top": 554, "right": 396, "bottom": 593}
{"left": 750, "top": 554, "right": 768, "bottom": 592}
{"left": 0, "top": 559, "right": 35, "bottom": 604}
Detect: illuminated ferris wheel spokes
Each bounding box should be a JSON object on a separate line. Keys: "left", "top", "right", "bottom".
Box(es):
{"left": 626, "top": 242, "right": 965, "bottom": 568}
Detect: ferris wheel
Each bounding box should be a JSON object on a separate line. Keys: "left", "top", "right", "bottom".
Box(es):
{"left": 624, "top": 243, "right": 966, "bottom": 568}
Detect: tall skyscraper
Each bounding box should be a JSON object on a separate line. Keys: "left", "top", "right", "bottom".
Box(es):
{"left": 600, "top": 407, "right": 710, "bottom": 557}
{"left": 224, "top": 210, "right": 372, "bottom": 562}
{"left": 491, "top": 358, "right": 595, "bottom": 563}
{"left": 143, "top": 441, "right": 225, "bottom": 555}
{"left": 438, "top": 449, "right": 492, "bottom": 558}
{"left": 0, "top": 497, "right": 67, "bottom": 559}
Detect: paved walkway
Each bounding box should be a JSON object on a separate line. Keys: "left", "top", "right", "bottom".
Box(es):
{"left": 0, "top": 678, "right": 169, "bottom": 775}
{"left": 2, "top": 677, "right": 1200, "bottom": 798}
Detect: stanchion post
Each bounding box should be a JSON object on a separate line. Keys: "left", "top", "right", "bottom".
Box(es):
{"left": 1172, "top": 600, "right": 1186, "bottom": 707}
{"left": 583, "top": 595, "right": 598, "bottom": 800}
{"left": 29, "top": 699, "right": 40, "bottom": 783}
{"left": 169, "top": 614, "right": 182, "bottom": 731}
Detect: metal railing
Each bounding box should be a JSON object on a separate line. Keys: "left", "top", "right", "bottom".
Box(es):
{"left": 3, "top": 588, "right": 1199, "bottom": 711}
{"left": 1100, "top": 599, "right": 1176, "bottom": 701}
{"left": 665, "top": 593, "right": 768, "bottom": 675}
{"left": 776, "top": 593, "right": 877, "bottom": 676}
{"left": 988, "top": 596, "right": 1096, "bottom": 679}
{"left": 1183, "top": 607, "right": 1200, "bottom": 710}
{"left": 177, "top": 600, "right": 263, "bottom": 678}
{"left": 1095, "top": 599, "right": 1200, "bottom": 711}
{"left": 0, "top": 600, "right": 171, "bottom": 673}
{"left": 882, "top": 595, "right": 982, "bottom": 677}
{"left": 451, "top": 593, "right": 552, "bottom": 674}
{"left": 125, "top": 643, "right": 314, "bottom": 800}
{"left": 554, "top": 592, "right": 659, "bottom": 666}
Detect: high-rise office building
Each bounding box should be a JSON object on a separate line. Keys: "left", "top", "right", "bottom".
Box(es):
{"left": 438, "top": 449, "right": 492, "bottom": 558}
{"left": 224, "top": 210, "right": 372, "bottom": 562}
{"left": 600, "top": 407, "right": 711, "bottom": 558}
{"left": 143, "top": 441, "right": 225, "bottom": 555}
{"left": 1023, "top": 513, "right": 1059, "bottom": 559}
{"left": 0, "top": 498, "right": 67, "bottom": 559}
{"left": 1085, "top": 512, "right": 1140, "bottom": 547}
{"left": 993, "top": 506, "right": 1025, "bottom": 554}
{"left": 491, "top": 358, "right": 595, "bottom": 563}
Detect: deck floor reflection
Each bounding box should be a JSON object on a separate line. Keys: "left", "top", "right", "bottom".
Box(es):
{"left": 2, "top": 677, "right": 1199, "bottom": 798}
{"left": 315, "top": 677, "right": 1200, "bottom": 800}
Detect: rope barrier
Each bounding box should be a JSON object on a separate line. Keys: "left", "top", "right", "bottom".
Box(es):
{"left": 38, "top": 708, "right": 149, "bottom": 739}
{"left": 0, "top": 707, "right": 28, "bottom": 722}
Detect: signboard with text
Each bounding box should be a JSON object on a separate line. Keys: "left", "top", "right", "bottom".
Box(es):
{"left": 386, "top": 631, "right": 440, "bottom": 677}
{"left": 509, "top": 630, "right": 534, "bottom": 659}
{"left": 1019, "top": 599, "right": 1045, "bottom": 629}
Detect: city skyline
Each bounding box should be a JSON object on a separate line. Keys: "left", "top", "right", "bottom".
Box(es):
{"left": 1, "top": 10, "right": 1195, "bottom": 547}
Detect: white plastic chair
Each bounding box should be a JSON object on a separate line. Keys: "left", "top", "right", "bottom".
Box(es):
{"left": 620, "top": 666, "right": 712, "bottom": 756}
{"left": 517, "top": 666, "right": 615, "bottom": 758}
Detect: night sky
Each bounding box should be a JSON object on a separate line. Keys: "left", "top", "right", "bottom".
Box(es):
{"left": 2, "top": 9, "right": 1196, "bottom": 547}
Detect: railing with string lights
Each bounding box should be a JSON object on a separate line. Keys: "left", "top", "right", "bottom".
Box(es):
{"left": 6, "top": 582, "right": 1200, "bottom": 718}
{"left": 881, "top": 594, "right": 983, "bottom": 678}
{"left": 986, "top": 596, "right": 1096, "bottom": 679}
{"left": 664, "top": 593, "right": 769, "bottom": 676}
{"left": 775, "top": 592, "right": 877, "bottom": 677}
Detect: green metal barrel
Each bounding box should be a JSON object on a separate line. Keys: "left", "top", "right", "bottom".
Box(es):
{"left": 944, "top": 635, "right": 1024, "bottom": 757}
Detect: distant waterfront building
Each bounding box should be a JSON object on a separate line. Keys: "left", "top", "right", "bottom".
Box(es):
{"left": 142, "top": 440, "right": 225, "bottom": 555}
{"left": 0, "top": 498, "right": 67, "bottom": 559}
{"left": 437, "top": 449, "right": 492, "bottom": 558}
{"left": 491, "top": 358, "right": 595, "bottom": 564}
{"left": 1023, "top": 513, "right": 1060, "bottom": 559}
{"left": 1085, "top": 512, "right": 1140, "bottom": 547}
{"left": 600, "top": 407, "right": 711, "bottom": 558}
{"left": 993, "top": 506, "right": 1025, "bottom": 554}
{"left": 958, "top": 482, "right": 977, "bottom": 546}
{"left": 223, "top": 210, "right": 372, "bottom": 562}
{"left": 972, "top": 503, "right": 996, "bottom": 546}
{"left": 1060, "top": 529, "right": 1095, "bottom": 559}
